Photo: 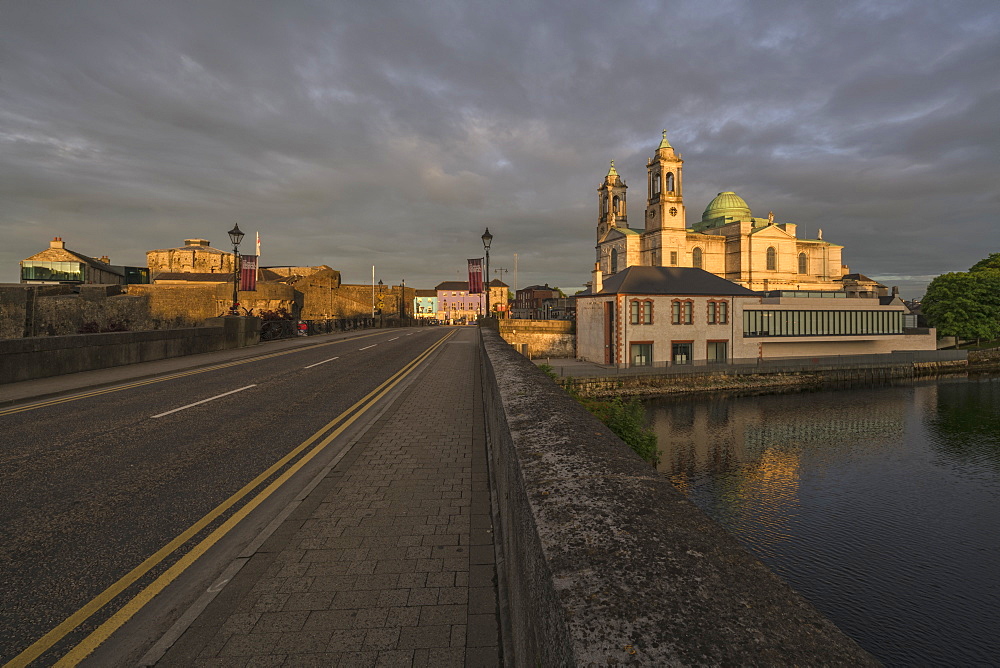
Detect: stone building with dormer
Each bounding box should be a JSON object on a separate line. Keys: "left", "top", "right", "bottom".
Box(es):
{"left": 595, "top": 132, "right": 845, "bottom": 292}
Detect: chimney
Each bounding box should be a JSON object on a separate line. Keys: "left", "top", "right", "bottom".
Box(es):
{"left": 184, "top": 238, "right": 211, "bottom": 247}
{"left": 50, "top": 236, "right": 65, "bottom": 249}
{"left": 892, "top": 286, "right": 899, "bottom": 297}
{"left": 98, "top": 256, "right": 111, "bottom": 264}
{"left": 592, "top": 262, "right": 603, "bottom": 293}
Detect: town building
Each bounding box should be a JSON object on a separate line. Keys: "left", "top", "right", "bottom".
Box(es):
{"left": 512, "top": 284, "right": 562, "bottom": 319}
{"left": 577, "top": 266, "right": 935, "bottom": 365}
{"left": 21, "top": 237, "right": 149, "bottom": 285}
{"left": 413, "top": 290, "right": 438, "bottom": 319}
{"left": 595, "top": 132, "right": 850, "bottom": 292}
{"left": 435, "top": 280, "right": 508, "bottom": 323}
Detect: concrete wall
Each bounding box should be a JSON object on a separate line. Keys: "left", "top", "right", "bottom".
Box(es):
{"left": 497, "top": 319, "right": 574, "bottom": 358}
{"left": 0, "top": 316, "right": 260, "bottom": 384}
{"left": 478, "top": 328, "right": 877, "bottom": 666}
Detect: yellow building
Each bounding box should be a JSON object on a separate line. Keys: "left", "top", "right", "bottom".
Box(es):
{"left": 596, "top": 132, "right": 847, "bottom": 292}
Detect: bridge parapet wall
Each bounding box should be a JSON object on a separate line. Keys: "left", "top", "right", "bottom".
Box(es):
{"left": 0, "top": 317, "right": 260, "bottom": 384}
{"left": 479, "top": 327, "right": 878, "bottom": 666}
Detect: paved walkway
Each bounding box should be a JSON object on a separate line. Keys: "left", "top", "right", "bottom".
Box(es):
{"left": 156, "top": 327, "right": 501, "bottom": 667}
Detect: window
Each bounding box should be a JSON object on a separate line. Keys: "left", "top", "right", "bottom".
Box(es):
{"left": 692, "top": 247, "right": 703, "bottom": 269}
{"left": 610, "top": 248, "right": 619, "bottom": 273}
{"left": 669, "top": 207, "right": 677, "bottom": 217}
{"left": 631, "top": 343, "right": 653, "bottom": 367}
{"left": 708, "top": 300, "right": 728, "bottom": 324}
{"left": 603, "top": 196, "right": 608, "bottom": 215}
{"left": 707, "top": 341, "right": 728, "bottom": 362}
{"left": 630, "top": 300, "right": 654, "bottom": 324}
{"left": 672, "top": 342, "right": 693, "bottom": 364}
{"left": 670, "top": 251, "right": 678, "bottom": 265}
{"left": 672, "top": 299, "right": 693, "bottom": 324}
{"left": 743, "top": 310, "right": 904, "bottom": 337}
{"left": 652, "top": 172, "right": 661, "bottom": 195}
{"left": 766, "top": 246, "right": 777, "bottom": 271}
{"left": 613, "top": 196, "right": 620, "bottom": 215}
{"left": 798, "top": 252, "right": 808, "bottom": 274}
{"left": 666, "top": 172, "right": 675, "bottom": 192}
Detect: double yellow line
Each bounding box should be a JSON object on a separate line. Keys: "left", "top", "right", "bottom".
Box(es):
{"left": 0, "top": 331, "right": 387, "bottom": 418}
{"left": 7, "top": 330, "right": 454, "bottom": 667}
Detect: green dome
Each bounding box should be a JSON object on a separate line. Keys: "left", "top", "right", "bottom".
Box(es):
{"left": 702, "top": 191, "right": 752, "bottom": 222}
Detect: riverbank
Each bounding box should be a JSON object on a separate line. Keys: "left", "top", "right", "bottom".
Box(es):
{"left": 557, "top": 358, "right": 982, "bottom": 399}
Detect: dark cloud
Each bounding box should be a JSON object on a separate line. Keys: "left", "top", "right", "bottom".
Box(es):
{"left": 1, "top": 0, "right": 998, "bottom": 298}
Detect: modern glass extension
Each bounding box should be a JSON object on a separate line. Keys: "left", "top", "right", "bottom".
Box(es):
{"left": 20, "top": 261, "right": 85, "bottom": 282}
{"left": 744, "top": 309, "right": 904, "bottom": 337}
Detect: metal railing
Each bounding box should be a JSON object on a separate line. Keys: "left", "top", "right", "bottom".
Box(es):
{"left": 544, "top": 349, "right": 968, "bottom": 378}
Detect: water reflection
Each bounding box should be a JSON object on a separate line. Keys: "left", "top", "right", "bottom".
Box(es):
{"left": 645, "top": 377, "right": 1000, "bottom": 667}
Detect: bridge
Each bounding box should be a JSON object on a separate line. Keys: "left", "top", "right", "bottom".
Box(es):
{"left": 0, "top": 326, "right": 875, "bottom": 666}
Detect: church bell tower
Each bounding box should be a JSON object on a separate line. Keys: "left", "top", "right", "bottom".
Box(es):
{"left": 644, "top": 131, "right": 686, "bottom": 232}
{"left": 597, "top": 160, "right": 627, "bottom": 243}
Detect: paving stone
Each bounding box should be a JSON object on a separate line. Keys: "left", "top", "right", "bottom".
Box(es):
{"left": 397, "top": 625, "right": 451, "bottom": 650}
{"left": 271, "top": 630, "right": 333, "bottom": 654}
{"left": 417, "top": 604, "right": 466, "bottom": 626}
{"left": 252, "top": 610, "right": 309, "bottom": 633}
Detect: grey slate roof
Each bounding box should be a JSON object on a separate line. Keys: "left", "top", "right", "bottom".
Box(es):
{"left": 595, "top": 266, "right": 759, "bottom": 296}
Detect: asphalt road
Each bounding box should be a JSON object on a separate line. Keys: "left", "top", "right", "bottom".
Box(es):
{"left": 0, "top": 327, "right": 453, "bottom": 666}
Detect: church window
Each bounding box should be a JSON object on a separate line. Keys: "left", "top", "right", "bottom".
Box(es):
{"left": 766, "top": 247, "right": 777, "bottom": 271}
{"left": 670, "top": 251, "right": 678, "bottom": 265}
{"left": 602, "top": 196, "right": 608, "bottom": 216}
{"left": 610, "top": 248, "right": 619, "bottom": 273}
{"left": 669, "top": 207, "right": 677, "bottom": 216}
{"left": 692, "top": 247, "right": 703, "bottom": 269}
{"left": 666, "top": 172, "right": 675, "bottom": 192}
{"left": 652, "top": 172, "right": 661, "bottom": 195}
{"left": 612, "top": 196, "right": 620, "bottom": 215}
{"left": 798, "top": 252, "right": 808, "bottom": 274}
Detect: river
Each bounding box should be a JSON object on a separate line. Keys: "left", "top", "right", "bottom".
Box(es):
{"left": 645, "top": 375, "right": 1000, "bottom": 667}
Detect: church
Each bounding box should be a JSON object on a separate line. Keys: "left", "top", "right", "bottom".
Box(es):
{"left": 595, "top": 131, "right": 850, "bottom": 292}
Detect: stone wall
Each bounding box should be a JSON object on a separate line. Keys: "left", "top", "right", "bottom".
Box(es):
{"left": 497, "top": 319, "right": 574, "bottom": 358}
{"left": 1, "top": 284, "right": 172, "bottom": 339}
{"left": 0, "top": 316, "right": 260, "bottom": 384}
{"left": 127, "top": 283, "right": 298, "bottom": 322}
{"left": 479, "top": 328, "right": 877, "bottom": 665}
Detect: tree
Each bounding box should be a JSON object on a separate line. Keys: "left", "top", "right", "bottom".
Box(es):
{"left": 970, "top": 253, "right": 1000, "bottom": 272}
{"left": 922, "top": 253, "right": 1000, "bottom": 342}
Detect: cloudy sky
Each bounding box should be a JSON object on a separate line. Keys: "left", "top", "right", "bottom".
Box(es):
{"left": 2, "top": 1, "right": 998, "bottom": 298}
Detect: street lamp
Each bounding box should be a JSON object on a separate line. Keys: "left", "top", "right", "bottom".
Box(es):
{"left": 481, "top": 228, "right": 493, "bottom": 319}
{"left": 400, "top": 279, "right": 406, "bottom": 325}
{"left": 378, "top": 279, "right": 384, "bottom": 328}
{"left": 227, "top": 223, "right": 245, "bottom": 315}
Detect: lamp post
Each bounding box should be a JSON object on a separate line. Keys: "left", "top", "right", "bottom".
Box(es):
{"left": 481, "top": 228, "right": 493, "bottom": 319}
{"left": 228, "top": 223, "right": 245, "bottom": 315}
{"left": 377, "top": 279, "right": 384, "bottom": 328}
{"left": 400, "top": 278, "right": 406, "bottom": 326}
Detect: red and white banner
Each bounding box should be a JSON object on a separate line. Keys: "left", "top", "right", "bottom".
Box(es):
{"left": 240, "top": 254, "right": 258, "bottom": 291}
{"left": 468, "top": 258, "right": 484, "bottom": 294}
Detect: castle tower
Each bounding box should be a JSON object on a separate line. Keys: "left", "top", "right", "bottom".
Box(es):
{"left": 644, "top": 131, "right": 686, "bottom": 232}
{"left": 596, "top": 160, "right": 628, "bottom": 243}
